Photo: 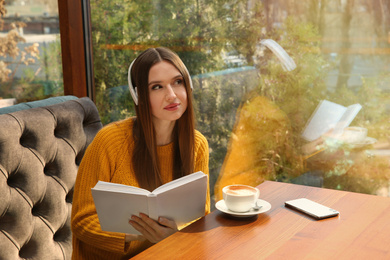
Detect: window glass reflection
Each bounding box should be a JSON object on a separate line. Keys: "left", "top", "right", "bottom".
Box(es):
{"left": 0, "top": 0, "right": 62, "bottom": 106}
{"left": 90, "top": 0, "right": 390, "bottom": 201}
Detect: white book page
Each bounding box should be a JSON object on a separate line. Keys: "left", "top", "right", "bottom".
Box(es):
{"left": 152, "top": 171, "right": 206, "bottom": 195}
{"left": 93, "top": 181, "right": 150, "bottom": 195}
{"left": 332, "top": 103, "right": 362, "bottom": 135}
{"left": 301, "top": 100, "right": 347, "bottom": 141}
{"left": 155, "top": 176, "right": 207, "bottom": 227}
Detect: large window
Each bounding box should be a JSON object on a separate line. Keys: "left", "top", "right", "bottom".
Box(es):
{"left": 89, "top": 0, "right": 390, "bottom": 201}
{"left": 0, "top": 0, "right": 63, "bottom": 106}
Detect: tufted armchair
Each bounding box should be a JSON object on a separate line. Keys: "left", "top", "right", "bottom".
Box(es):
{"left": 0, "top": 97, "right": 103, "bottom": 259}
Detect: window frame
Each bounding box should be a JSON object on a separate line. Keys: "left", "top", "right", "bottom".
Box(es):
{"left": 58, "top": 0, "right": 94, "bottom": 100}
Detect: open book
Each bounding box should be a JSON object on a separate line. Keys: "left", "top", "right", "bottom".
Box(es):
{"left": 301, "top": 100, "right": 362, "bottom": 142}
{"left": 91, "top": 171, "right": 208, "bottom": 235}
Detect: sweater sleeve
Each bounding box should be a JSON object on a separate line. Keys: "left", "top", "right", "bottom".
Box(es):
{"left": 71, "top": 124, "right": 129, "bottom": 253}
{"left": 194, "top": 130, "right": 211, "bottom": 214}
{"left": 71, "top": 121, "right": 147, "bottom": 257}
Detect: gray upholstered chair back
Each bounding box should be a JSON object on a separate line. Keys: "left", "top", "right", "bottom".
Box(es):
{"left": 0, "top": 97, "right": 103, "bottom": 259}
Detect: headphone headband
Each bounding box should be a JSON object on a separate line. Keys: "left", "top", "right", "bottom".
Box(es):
{"left": 127, "top": 58, "right": 193, "bottom": 106}
{"left": 260, "top": 39, "right": 296, "bottom": 71}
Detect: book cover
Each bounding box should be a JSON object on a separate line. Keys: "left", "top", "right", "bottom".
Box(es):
{"left": 91, "top": 171, "right": 208, "bottom": 235}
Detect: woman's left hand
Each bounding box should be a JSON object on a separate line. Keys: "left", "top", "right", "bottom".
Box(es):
{"left": 129, "top": 213, "right": 178, "bottom": 243}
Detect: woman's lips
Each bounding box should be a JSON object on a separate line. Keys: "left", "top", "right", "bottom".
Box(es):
{"left": 164, "top": 103, "right": 180, "bottom": 111}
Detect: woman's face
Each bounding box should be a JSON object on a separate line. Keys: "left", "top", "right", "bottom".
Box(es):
{"left": 148, "top": 60, "right": 188, "bottom": 126}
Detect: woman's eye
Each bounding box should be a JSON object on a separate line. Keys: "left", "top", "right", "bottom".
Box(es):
{"left": 175, "top": 79, "right": 183, "bottom": 85}
{"left": 151, "top": 85, "right": 162, "bottom": 90}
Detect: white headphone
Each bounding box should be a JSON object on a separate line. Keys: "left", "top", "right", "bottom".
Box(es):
{"left": 259, "top": 39, "right": 296, "bottom": 72}
{"left": 127, "top": 59, "right": 139, "bottom": 105}
{"left": 128, "top": 58, "right": 193, "bottom": 106}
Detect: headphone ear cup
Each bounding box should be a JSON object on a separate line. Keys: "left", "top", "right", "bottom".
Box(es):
{"left": 128, "top": 59, "right": 138, "bottom": 105}
{"left": 183, "top": 65, "right": 193, "bottom": 90}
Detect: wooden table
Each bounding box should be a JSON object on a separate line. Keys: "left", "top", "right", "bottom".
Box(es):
{"left": 132, "top": 181, "right": 390, "bottom": 259}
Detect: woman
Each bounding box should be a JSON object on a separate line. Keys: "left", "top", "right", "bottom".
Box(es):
{"left": 71, "top": 47, "right": 210, "bottom": 259}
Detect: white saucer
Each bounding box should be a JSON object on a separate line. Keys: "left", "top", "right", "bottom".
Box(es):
{"left": 215, "top": 199, "right": 271, "bottom": 218}
{"left": 324, "top": 136, "right": 377, "bottom": 149}
{"left": 348, "top": 137, "right": 376, "bottom": 148}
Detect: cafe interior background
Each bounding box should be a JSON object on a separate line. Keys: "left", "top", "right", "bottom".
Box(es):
{"left": 1, "top": 0, "right": 390, "bottom": 208}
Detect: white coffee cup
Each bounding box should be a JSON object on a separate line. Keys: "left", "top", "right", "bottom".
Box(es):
{"left": 342, "top": 126, "right": 367, "bottom": 143}
{"left": 222, "top": 184, "right": 260, "bottom": 212}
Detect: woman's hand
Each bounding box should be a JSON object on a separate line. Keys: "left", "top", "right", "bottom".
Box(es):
{"left": 302, "top": 129, "right": 336, "bottom": 155}
{"left": 129, "top": 213, "right": 178, "bottom": 243}
{"left": 302, "top": 137, "right": 325, "bottom": 155}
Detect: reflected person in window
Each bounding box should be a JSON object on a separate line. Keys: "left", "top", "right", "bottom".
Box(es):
{"left": 214, "top": 39, "right": 330, "bottom": 200}
{"left": 71, "top": 47, "right": 210, "bottom": 259}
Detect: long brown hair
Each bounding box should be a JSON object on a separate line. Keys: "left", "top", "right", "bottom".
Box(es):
{"left": 130, "top": 47, "right": 195, "bottom": 191}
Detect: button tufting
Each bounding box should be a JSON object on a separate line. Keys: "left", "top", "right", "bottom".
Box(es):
{"left": 0, "top": 97, "right": 102, "bottom": 259}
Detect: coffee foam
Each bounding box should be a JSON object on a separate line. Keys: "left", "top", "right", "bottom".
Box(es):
{"left": 225, "top": 186, "right": 256, "bottom": 196}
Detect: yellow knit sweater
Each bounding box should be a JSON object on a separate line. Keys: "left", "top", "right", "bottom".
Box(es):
{"left": 71, "top": 118, "right": 210, "bottom": 259}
